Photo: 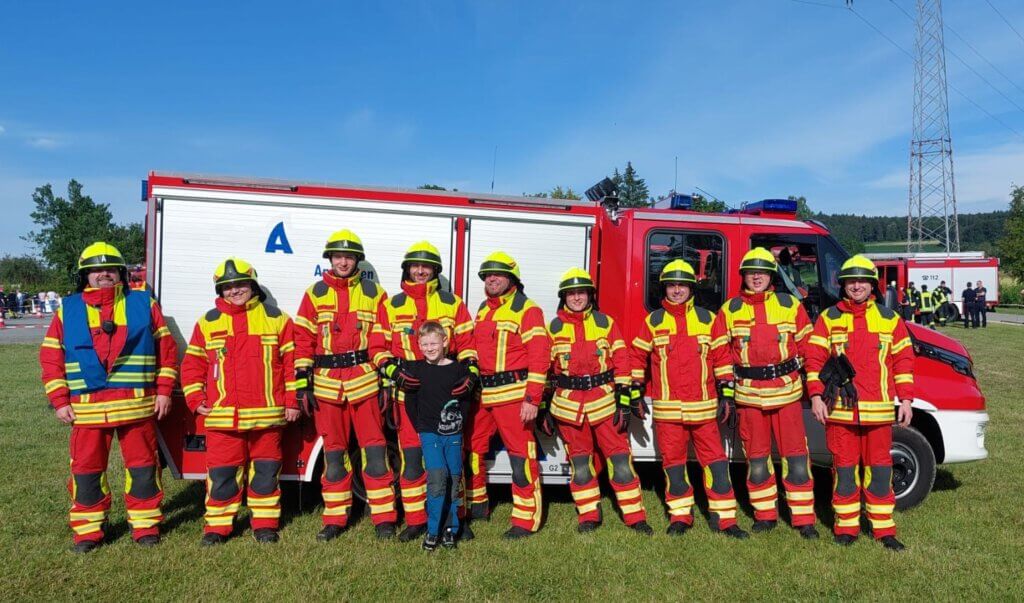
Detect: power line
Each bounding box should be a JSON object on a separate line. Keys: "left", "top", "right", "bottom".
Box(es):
{"left": 983, "top": 0, "right": 1024, "bottom": 46}
{"left": 946, "top": 23, "right": 1024, "bottom": 98}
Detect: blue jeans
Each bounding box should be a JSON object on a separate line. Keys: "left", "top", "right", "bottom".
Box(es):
{"left": 418, "top": 432, "right": 463, "bottom": 537}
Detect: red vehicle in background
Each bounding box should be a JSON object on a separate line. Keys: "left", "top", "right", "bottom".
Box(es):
{"left": 867, "top": 252, "right": 1000, "bottom": 319}
{"left": 144, "top": 175, "right": 989, "bottom": 510}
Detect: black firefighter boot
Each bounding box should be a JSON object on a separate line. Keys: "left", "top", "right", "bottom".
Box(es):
{"left": 398, "top": 524, "right": 427, "bottom": 543}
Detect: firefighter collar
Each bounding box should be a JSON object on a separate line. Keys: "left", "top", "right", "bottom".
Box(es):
{"left": 740, "top": 287, "right": 775, "bottom": 304}
{"left": 486, "top": 285, "right": 518, "bottom": 306}
{"left": 81, "top": 284, "right": 123, "bottom": 306}
{"left": 323, "top": 268, "right": 362, "bottom": 290}
{"left": 215, "top": 295, "right": 262, "bottom": 315}
{"left": 836, "top": 297, "right": 874, "bottom": 316}
{"left": 401, "top": 278, "right": 439, "bottom": 299}
{"left": 660, "top": 297, "right": 693, "bottom": 316}
{"left": 557, "top": 305, "right": 593, "bottom": 323}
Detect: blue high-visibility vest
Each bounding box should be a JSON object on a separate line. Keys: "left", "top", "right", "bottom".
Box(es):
{"left": 63, "top": 289, "right": 156, "bottom": 394}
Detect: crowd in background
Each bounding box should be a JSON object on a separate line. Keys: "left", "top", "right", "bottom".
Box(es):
{"left": 0, "top": 288, "right": 64, "bottom": 318}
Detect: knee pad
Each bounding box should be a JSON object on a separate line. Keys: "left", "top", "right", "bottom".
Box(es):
{"left": 865, "top": 465, "right": 892, "bottom": 498}
{"left": 250, "top": 460, "right": 281, "bottom": 495}
{"left": 208, "top": 466, "right": 241, "bottom": 501}
{"left": 509, "top": 455, "right": 531, "bottom": 488}
{"left": 783, "top": 455, "right": 810, "bottom": 486}
{"left": 664, "top": 464, "right": 690, "bottom": 496}
{"left": 362, "top": 445, "right": 389, "bottom": 478}
{"left": 608, "top": 453, "right": 635, "bottom": 485}
{"left": 426, "top": 468, "right": 448, "bottom": 498}
{"left": 126, "top": 465, "right": 159, "bottom": 500}
{"left": 324, "top": 450, "right": 350, "bottom": 483}
{"left": 450, "top": 475, "right": 464, "bottom": 505}
{"left": 570, "top": 455, "right": 594, "bottom": 486}
{"left": 73, "top": 472, "right": 107, "bottom": 506}
{"left": 834, "top": 465, "right": 859, "bottom": 497}
{"left": 748, "top": 457, "right": 773, "bottom": 485}
{"left": 401, "top": 447, "right": 425, "bottom": 481}
{"left": 706, "top": 461, "right": 732, "bottom": 495}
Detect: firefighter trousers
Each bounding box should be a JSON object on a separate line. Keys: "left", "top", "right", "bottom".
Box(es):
{"left": 314, "top": 399, "right": 397, "bottom": 527}
{"left": 395, "top": 401, "right": 428, "bottom": 527}
{"left": 738, "top": 403, "right": 816, "bottom": 526}
{"left": 466, "top": 401, "right": 542, "bottom": 532}
{"left": 68, "top": 419, "right": 163, "bottom": 544}
{"left": 204, "top": 427, "right": 282, "bottom": 535}
{"left": 826, "top": 423, "right": 897, "bottom": 539}
{"left": 655, "top": 420, "right": 738, "bottom": 530}
{"left": 558, "top": 417, "right": 646, "bottom": 526}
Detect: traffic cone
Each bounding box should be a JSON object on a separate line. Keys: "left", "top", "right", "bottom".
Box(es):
{"left": 0, "top": 314, "right": 6, "bottom": 329}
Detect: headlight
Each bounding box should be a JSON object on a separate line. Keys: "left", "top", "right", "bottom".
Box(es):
{"left": 911, "top": 338, "right": 975, "bottom": 378}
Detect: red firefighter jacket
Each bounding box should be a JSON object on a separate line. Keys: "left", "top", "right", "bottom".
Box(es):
{"left": 548, "top": 307, "right": 630, "bottom": 426}
{"left": 181, "top": 297, "right": 299, "bottom": 431}
{"left": 804, "top": 298, "right": 915, "bottom": 425}
{"left": 630, "top": 299, "right": 727, "bottom": 424}
{"left": 294, "top": 270, "right": 391, "bottom": 405}
{"left": 711, "top": 289, "right": 812, "bottom": 409}
{"left": 473, "top": 287, "right": 551, "bottom": 406}
{"left": 39, "top": 285, "right": 178, "bottom": 427}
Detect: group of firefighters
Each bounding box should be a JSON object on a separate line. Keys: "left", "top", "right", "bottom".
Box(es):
{"left": 40, "top": 234, "right": 915, "bottom": 554}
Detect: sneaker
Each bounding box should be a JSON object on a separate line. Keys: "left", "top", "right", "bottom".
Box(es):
{"left": 798, "top": 525, "right": 820, "bottom": 540}
{"left": 135, "top": 534, "right": 161, "bottom": 547}
{"left": 375, "top": 522, "right": 397, "bottom": 541}
{"left": 577, "top": 521, "right": 600, "bottom": 534}
{"left": 503, "top": 526, "right": 532, "bottom": 540}
{"left": 398, "top": 524, "right": 427, "bottom": 543}
{"left": 629, "top": 521, "right": 654, "bottom": 536}
{"left": 751, "top": 519, "right": 777, "bottom": 533}
{"left": 253, "top": 528, "right": 279, "bottom": 544}
{"left": 460, "top": 523, "right": 475, "bottom": 541}
{"left": 422, "top": 533, "right": 439, "bottom": 552}
{"left": 719, "top": 525, "right": 750, "bottom": 540}
{"left": 880, "top": 535, "right": 906, "bottom": 551}
{"left": 71, "top": 539, "right": 101, "bottom": 554}
{"left": 834, "top": 534, "right": 857, "bottom": 546}
{"left": 666, "top": 522, "right": 691, "bottom": 537}
{"left": 441, "top": 529, "right": 457, "bottom": 549}
{"left": 316, "top": 524, "right": 348, "bottom": 542}
{"left": 201, "top": 533, "right": 227, "bottom": 547}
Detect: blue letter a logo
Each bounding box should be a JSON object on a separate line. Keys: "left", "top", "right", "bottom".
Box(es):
{"left": 265, "top": 222, "right": 293, "bottom": 254}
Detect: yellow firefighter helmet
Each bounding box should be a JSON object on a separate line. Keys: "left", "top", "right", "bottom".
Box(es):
{"left": 322, "top": 229, "right": 365, "bottom": 260}
{"left": 838, "top": 254, "right": 878, "bottom": 283}
{"left": 558, "top": 267, "right": 595, "bottom": 293}
{"left": 478, "top": 251, "right": 521, "bottom": 281}
{"left": 402, "top": 241, "right": 443, "bottom": 274}
{"left": 659, "top": 259, "right": 697, "bottom": 284}
{"left": 739, "top": 247, "right": 778, "bottom": 273}
{"left": 78, "top": 242, "right": 126, "bottom": 271}
{"left": 213, "top": 257, "right": 259, "bottom": 289}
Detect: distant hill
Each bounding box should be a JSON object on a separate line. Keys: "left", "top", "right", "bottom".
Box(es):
{"left": 813, "top": 210, "right": 1007, "bottom": 255}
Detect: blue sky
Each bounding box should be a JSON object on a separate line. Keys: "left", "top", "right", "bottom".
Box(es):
{"left": 2, "top": 0, "right": 1022, "bottom": 256}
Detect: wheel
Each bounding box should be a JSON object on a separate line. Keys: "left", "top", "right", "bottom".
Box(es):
{"left": 948, "top": 304, "right": 961, "bottom": 323}
{"left": 892, "top": 425, "right": 936, "bottom": 510}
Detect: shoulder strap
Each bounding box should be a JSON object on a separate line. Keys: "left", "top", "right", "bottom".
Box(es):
{"left": 391, "top": 293, "right": 408, "bottom": 308}
{"left": 510, "top": 292, "right": 528, "bottom": 313}
{"left": 650, "top": 308, "right": 666, "bottom": 327}
{"left": 205, "top": 308, "right": 223, "bottom": 322}
{"left": 549, "top": 317, "right": 564, "bottom": 334}
{"left": 437, "top": 290, "right": 456, "bottom": 305}
{"left": 591, "top": 310, "right": 609, "bottom": 329}
{"left": 311, "top": 281, "right": 329, "bottom": 297}
{"left": 693, "top": 306, "right": 713, "bottom": 325}
{"left": 728, "top": 297, "right": 744, "bottom": 313}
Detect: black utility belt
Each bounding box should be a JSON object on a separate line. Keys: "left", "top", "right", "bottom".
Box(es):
{"left": 556, "top": 370, "right": 614, "bottom": 390}
{"left": 314, "top": 350, "right": 370, "bottom": 369}
{"left": 480, "top": 369, "right": 528, "bottom": 388}
{"left": 734, "top": 358, "right": 801, "bottom": 380}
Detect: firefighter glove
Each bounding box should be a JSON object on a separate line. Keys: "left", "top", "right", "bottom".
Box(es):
{"left": 536, "top": 403, "right": 559, "bottom": 438}
{"left": 716, "top": 380, "right": 737, "bottom": 428}
{"left": 629, "top": 382, "right": 649, "bottom": 420}
{"left": 380, "top": 359, "right": 420, "bottom": 392}
{"left": 296, "top": 369, "right": 318, "bottom": 415}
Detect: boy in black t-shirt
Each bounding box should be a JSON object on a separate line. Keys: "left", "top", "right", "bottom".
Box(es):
{"left": 402, "top": 321, "right": 477, "bottom": 550}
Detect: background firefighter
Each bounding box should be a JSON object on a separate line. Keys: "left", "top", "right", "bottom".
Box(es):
{"left": 294, "top": 229, "right": 398, "bottom": 541}
{"left": 466, "top": 251, "right": 551, "bottom": 540}
{"left": 38, "top": 242, "right": 178, "bottom": 553}
{"left": 381, "top": 241, "right": 478, "bottom": 543}
{"left": 805, "top": 255, "right": 914, "bottom": 551}
{"left": 630, "top": 260, "right": 747, "bottom": 539}
{"left": 711, "top": 247, "right": 819, "bottom": 540}
{"left": 543, "top": 267, "right": 652, "bottom": 535}
{"left": 180, "top": 258, "right": 301, "bottom": 545}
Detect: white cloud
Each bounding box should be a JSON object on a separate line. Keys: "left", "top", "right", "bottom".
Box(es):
{"left": 0, "top": 125, "right": 6, "bottom": 135}
{"left": 26, "top": 136, "right": 65, "bottom": 150}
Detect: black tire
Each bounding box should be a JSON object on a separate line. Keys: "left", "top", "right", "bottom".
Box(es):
{"left": 892, "top": 425, "right": 936, "bottom": 510}
{"left": 948, "top": 304, "right": 961, "bottom": 323}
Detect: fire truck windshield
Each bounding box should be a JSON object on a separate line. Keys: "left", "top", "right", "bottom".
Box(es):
{"left": 750, "top": 233, "right": 847, "bottom": 319}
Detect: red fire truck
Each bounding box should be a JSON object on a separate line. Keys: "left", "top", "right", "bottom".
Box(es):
{"left": 867, "top": 252, "right": 1000, "bottom": 320}
{"left": 146, "top": 173, "right": 989, "bottom": 510}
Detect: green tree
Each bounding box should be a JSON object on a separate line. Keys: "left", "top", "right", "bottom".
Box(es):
{"left": 0, "top": 254, "right": 58, "bottom": 290}
{"left": 23, "top": 180, "right": 144, "bottom": 285}
{"left": 997, "top": 185, "right": 1024, "bottom": 282}
{"left": 691, "top": 193, "right": 727, "bottom": 213}
{"left": 612, "top": 162, "right": 651, "bottom": 208}
{"left": 550, "top": 186, "right": 581, "bottom": 200}
{"left": 787, "top": 195, "right": 814, "bottom": 220}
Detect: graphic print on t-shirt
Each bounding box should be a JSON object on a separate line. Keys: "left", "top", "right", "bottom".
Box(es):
{"left": 438, "top": 399, "right": 463, "bottom": 435}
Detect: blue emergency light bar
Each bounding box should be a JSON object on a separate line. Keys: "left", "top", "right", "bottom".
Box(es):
{"left": 742, "top": 198, "right": 798, "bottom": 214}
{"left": 670, "top": 193, "right": 693, "bottom": 209}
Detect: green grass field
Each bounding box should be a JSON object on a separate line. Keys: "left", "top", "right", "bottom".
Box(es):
{"left": 2, "top": 325, "right": 1021, "bottom": 600}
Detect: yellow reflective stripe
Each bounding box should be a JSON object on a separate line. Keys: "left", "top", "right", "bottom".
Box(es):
{"left": 572, "top": 486, "right": 601, "bottom": 500}
{"left": 894, "top": 374, "right": 913, "bottom": 384}
{"left": 294, "top": 315, "right": 316, "bottom": 333}
{"left": 808, "top": 335, "right": 830, "bottom": 348}
{"left": 833, "top": 502, "right": 861, "bottom": 514}
{"left": 185, "top": 345, "right": 206, "bottom": 358}
{"left": 158, "top": 367, "right": 178, "bottom": 379}
{"left": 865, "top": 502, "right": 895, "bottom": 514}
{"left": 182, "top": 383, "right": 204, "bottom": 396}
{"left": 520, "top": 326, "right": 547, "bottom": 342}
{"left": 45, "top": 379, "right": 68, "bottom": 394}
{"left": 322, "top": 491, "right": 353, "bottom": 503}
{"left": 153, "top": 326, "right": 171, "bottom": 338}
{"left": 279, "top": 341, "right": 295, "bottom": 353}
{"left": 786, "top": 490, "right": 815, "bottom": 501}
{"left": 41, "top": 337, "right": 62, "bottom": 349}
{"left": 632, "top": 337, "right": 652, "bottom": 352}
{"left": 891, "top": 337, "right": 912, "bottom": 353}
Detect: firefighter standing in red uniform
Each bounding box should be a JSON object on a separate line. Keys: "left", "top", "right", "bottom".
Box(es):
{"left": 805, "top": 255, "right": 914, "bottom": 551}
{"left": 711, "top": 248, "right": 819, "bottom": 540}
{"left": 294, "top": 230, "right": 398, "bottom": 541}
{"left": 39, "top": 242, "right": 178, "bottom": 552}
{"left": 631, "top": 260, "right": 748, "bottom": 539}
{"left": 382, "top": 241, "right": 478, "bottom": 543}
{"left": 180, "top": 258, "right": 301, "bottom": 545}
{"left": 466, "top": 251, "right": 551, "bottom": 539}
{"left": 540, "top": 268, "right": 652, "bottom": 535}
